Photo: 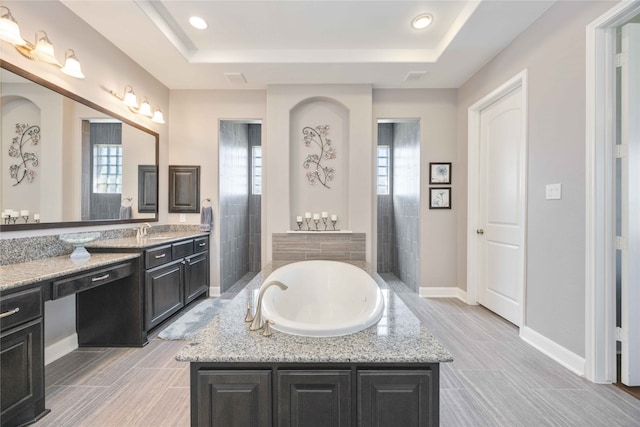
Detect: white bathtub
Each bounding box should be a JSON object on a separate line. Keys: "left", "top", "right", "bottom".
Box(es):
{"left": 259, "top": 260, "right": 384, "bottom": 337}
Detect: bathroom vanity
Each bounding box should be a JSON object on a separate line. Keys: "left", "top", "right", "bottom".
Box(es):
{"left": 177, "top": 266, "right": 453, "bottom": 427}
{"left": 0, "top": 230, "right": 209, "bottom": 427}
{"left": 88, "top": 231, "right": 210, "bottom": 331}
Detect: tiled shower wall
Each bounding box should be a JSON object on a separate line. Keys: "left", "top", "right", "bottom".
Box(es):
{"left": 248, "top": 124, "right": 262, "bottom": 273}
{"left": 219, "top": 121, "right": 262, "bottom": 292}
{"left": 219, "top": 121, "right": 250, "bottom": 292}
{"left": 377, "top": 123, "right": 394, "bottom": 272}
{"left": 377, "top": 121, "right": 420, "bottom": 292}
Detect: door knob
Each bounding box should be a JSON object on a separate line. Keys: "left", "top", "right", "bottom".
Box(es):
{"left": 476, "top": 229, "right": 484, "bottom": 235}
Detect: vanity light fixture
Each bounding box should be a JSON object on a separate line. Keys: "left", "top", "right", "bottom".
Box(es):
{"left": 0, "top": 7, "right": 85, "bottom": 78}
{"left": 0, "top": 6, "right": 26, "bottom": 46}
{"left": 411, "top": 14, "right": 433, "bottom": 30}
{"left": 110, "top": 85, "right": 166, "bottom": 124}
{"left": 60, "top": 49, "right": 85, "bottom": 79}
{"left": 151, "top": 109, "right": 165, "bottom": 124}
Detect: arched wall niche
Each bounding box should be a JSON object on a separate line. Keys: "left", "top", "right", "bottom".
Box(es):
{"left": 289, "top": 96, "right": 350, "bottom": 230}
{"left": 2, "top": 95, "right": 43, "bottom": 220}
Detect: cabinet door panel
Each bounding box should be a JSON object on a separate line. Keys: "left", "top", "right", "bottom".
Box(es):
{"left": 358, "top": 370, "right": 437, "bottom": 427}
{"left": 195, "top": 370, "right": 271, "bottom": 427}
{"left": 185, "top": 252, "right": 209, "bottom": 304}
{"left": 277, "top": 370, "right": 351, "bottom": 427}
{"left": 145, "top": 261, "right": 184, "bottom": 329}
{"left": 1, "top": 319, "right": 44, "bottom": 425}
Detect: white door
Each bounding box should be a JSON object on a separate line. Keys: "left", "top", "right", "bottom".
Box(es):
{"left": 477, "top": 87, "right": 525, "bottom": 326}
{"left": 619, "top": 22, "right": 640, "bottom": 386}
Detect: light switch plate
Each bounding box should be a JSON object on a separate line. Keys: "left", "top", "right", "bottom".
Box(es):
{"left": 546, "top": 183, "right": 562, "bottom": 200}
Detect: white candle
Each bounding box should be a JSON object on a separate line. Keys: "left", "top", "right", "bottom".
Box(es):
{"left": 12, "top": 210, "right": 19, "bottom": 217}
{"left": 33, "top": 214, "right": 40, "bottom": 221}
{"left": 304, "top": 212, "right": 312, "bottom": 219}
{"left": 331, "top": 214, "right": 338, "bottom": 221}
{"left": 313, "top": 213, "right": 320, "bottom": 220}
{"left": 321, "top": 211, "right": 328, "bottom": 218}
{"left": 20, "top": 210, "right": 29, "bottom": 217}
{"left": 1, "top": 213, "right": 7, "bottom": 219}
{"left": 296, "top": 216, "right": 302, "bottom": 222}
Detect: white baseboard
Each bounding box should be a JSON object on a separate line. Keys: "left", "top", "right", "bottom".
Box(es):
{"left": 419, "top": 286, "right": 467, "bottom": 302}
{"left": 520, "top": 326, "right": 585, "bottom": 377}
{"left": 209, "top": 286, "right": 221, "bottom": 297}
{"left": 45, "top": 333, "right": 78, "bottom": 366}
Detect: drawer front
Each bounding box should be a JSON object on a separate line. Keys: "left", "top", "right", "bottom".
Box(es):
{"left": 172, "top": 239, "right": 194, "bottom": 260}
{"left": 52, "top": 262, "right": 134, "bottom": 300}
{"left": 145, "top": 245, "right": 172, "bottom": 269}
{"left": 0, "top": 287, "right": 42, "bottom": 332}
{"left": 194, "top": 236, "right": 209, "bottom": 253}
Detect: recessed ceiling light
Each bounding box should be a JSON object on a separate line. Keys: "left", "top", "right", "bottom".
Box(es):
{"left": 189, "top": 16, "right": 208, "bottom": 30}
{"left": 412, "top": 14, "right": 433, "bottom": 30}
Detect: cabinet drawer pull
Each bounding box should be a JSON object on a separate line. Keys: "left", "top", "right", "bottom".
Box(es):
{"left": 154, "top": 253, "right": 167, "bottom": 259}
{"left": 199, "top": 242, "right": 206, "bottom": 247}
{"left": 91, "top": 274, "right": 110, "bottom": 282}
{"left": 0, "top": 307, "right": 20, "bottom": 318}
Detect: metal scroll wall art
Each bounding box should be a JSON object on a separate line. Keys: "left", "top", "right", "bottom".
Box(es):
{"left": 9, "top": 123, "right": 40, "bottom": 186}
{"left": 302, "top": 124, "right": 335, "bottom": 189}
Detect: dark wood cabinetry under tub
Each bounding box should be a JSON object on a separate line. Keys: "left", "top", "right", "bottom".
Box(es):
{"left": 191, "top": 364, "right": 439, "bottom": 427}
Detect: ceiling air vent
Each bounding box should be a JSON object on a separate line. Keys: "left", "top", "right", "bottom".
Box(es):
{"left": 404, "top": 71, "right": 427, "bottom": 82}
{"left": 224, "top": 72, "right": 247, "bottom": 84}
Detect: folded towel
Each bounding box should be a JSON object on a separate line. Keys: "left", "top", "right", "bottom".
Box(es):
{"left": 200, "top": 206, "right": 213, "bottom": 231}
{"left": 119, "top": 205, "right": 132, "bottom": 219}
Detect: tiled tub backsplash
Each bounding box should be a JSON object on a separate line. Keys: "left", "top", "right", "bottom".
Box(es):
{"left": 272, "top": 232, "right": 365, "bottom": 262}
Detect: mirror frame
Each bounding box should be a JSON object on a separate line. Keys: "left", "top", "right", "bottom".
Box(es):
{"left": 0, "top": 60, "right": 159, "bottom": 231}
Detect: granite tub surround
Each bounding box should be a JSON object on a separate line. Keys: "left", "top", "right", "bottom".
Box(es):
{"left": 177, "top": 264, "right": 452, "bottom": 364}
{"left": 0, "top": 252, "right": 140, "bottom": 291}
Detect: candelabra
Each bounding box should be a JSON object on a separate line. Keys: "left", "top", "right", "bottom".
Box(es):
{"left": 331, "top": 218, "right": 337, "bottom": 231}
{"left": 296, "top": 218, "right": 303, "bottom": 231}
{"left": 313, "top": 217, "right": 320, "bottom": 231}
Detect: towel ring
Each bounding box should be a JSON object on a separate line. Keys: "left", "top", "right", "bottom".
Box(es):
{"left": 121, "top": 196, "right": 133, "bottom": 207}
{"left": 202, "top": 198, "right": 212, "bottom": 207}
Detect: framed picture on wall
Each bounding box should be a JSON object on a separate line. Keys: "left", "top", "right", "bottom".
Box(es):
{"left": 430, "top": 187, "right": 451, "bottom": 209}
{"left": 429, "top": 162, "right": 451, "bottom": 184}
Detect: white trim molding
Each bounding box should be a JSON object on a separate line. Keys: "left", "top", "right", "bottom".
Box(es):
{"left": 521, "top": 326, "right": 586, "bottom": 377}
{"left": 585, "top": 0, "right": 640, "bottom": 384}
{"left": 466, "top": 69, "right": 528, "bottom": 328}
{"left": 209, "top": 286, "right": 221, "bottom": 297}
{"left": 419, "top": 286, "right": 469, "bottom": 302}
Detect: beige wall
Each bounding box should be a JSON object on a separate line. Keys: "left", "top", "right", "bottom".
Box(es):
{"left": 168, "top": 90, "right": 267, "bottom": 290}
{"left": 456, "top": 1, "right": 617, "bottom": 357}
{"left": 373, "top": 89, "right": 458, "bottom": 288}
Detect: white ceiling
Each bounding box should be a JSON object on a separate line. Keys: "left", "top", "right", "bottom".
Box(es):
{"left": 61, "top": 0, "right": 555, "bottom": 90}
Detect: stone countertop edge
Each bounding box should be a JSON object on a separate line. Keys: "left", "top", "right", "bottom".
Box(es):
{"left": 176, "top": 266, "right": 454, "bottom": 365}
{"left": 87, "top": 230, "right": 210, "bottom": 249}
{"left": 0, "top": 252, "right": 140, "bottom": 291}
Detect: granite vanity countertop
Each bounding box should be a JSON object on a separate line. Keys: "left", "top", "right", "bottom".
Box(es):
{"left": 0, "top": 252, "right": 140, "bottom": 292}
{"left": 177, "top": 269, "right": 453, "bottom": 364}
{"left": 87, "top": 230, "right": 210, "bottom": 249}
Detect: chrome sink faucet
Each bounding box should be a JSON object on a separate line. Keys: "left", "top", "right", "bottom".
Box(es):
{"left": 137, "top": 223, "right": 152, "bottom": 239}
{"left": 249, "top": 280, "right": 288, "bottom": 331}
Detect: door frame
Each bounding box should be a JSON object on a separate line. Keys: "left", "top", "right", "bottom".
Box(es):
{"left": 585, "top": 0, "right": 640, "bottom": 384}
{"left": 466, "top": 70, "right": 528, "bottom": 327}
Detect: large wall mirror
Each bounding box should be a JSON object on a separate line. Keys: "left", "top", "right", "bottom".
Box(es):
{"left": 1, "top": 61, "right": 159, "bottom": 231}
